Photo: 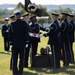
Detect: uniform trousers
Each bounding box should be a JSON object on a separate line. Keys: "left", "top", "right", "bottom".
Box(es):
{"left": 31, "top": 42, "right": 38, "bottom": 59}
{"left": 23, "top": 44, "right": 30, "bottom": 67}
{"left": 12, "top": 47, "right": 25, "bottom": 75}
{"left": 61, "top": 42, "right": 69, "bottom": 66}
{"left": 50, "top": 43, "right": 61, "bottom": 69}
{"left": 68, "top": 42, "right": 74, "bottom": 63}
{"left": 4, "top": 37, "right": 10, "bottom": 51}
{"left": 10, "top": 47, "right": 13, "bottom": 70}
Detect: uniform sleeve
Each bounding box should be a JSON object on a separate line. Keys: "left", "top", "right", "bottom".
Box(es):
{"left": 24, "top": 22, "right": 29, "bottom": 43}
{"left": 9, "top": 24, "right": 13, "bottom": 43}
{"left": 74, "top": 22, "right": 75, "bottom": 30}
{"left": 60, "top": 22, "right": 66, "bottom": 32}
{"left": 1, "top": 26, "right": 4, "bottom": 37}
{"left": 47, "top": 23, "right": 57, "bottom": 36}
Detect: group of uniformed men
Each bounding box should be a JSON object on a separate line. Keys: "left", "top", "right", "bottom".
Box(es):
{"left": 1, "top": 10, "right": 75, "bottom": 75}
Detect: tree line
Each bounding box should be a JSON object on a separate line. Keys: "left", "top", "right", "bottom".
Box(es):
{"left": 0, "top": 2, "right": 74, "bottom": 24}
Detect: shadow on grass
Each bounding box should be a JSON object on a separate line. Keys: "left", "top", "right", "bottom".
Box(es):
{"left": 48, "top": 66, "right": 75, "bottom": 75}
{"left": 0, "top": 51, "right": 11, "bottom": 55}
{"left": 23, "top": 71, "right": 38, "bottom": 75}
{"left": 23, "top": 65, "right": 75, "bottom": 75}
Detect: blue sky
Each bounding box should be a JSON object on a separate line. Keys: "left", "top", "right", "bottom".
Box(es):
{"left": 0, "top": 0, "right": 75, "bottom": 5}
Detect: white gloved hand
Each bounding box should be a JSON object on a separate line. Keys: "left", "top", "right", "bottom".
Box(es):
{"left": 29, "top": 33, "right": 34, "bottom": 37}
{"left": 25, "top": 44, "right": 28, "bottom": 48}
{"left": 6, "top": 30, "right": 9, "bottom": 32}
{"left": 40, "top": 34, "right": 43, "bottom": 38}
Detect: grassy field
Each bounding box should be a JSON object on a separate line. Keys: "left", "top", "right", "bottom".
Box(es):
{"left": 0, "top": 30, "right": 75, "bottom": 75}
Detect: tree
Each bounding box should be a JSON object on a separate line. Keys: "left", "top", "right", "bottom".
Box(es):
{"left": 14, "top": 2, "right": 27, "bottom": 15}
{"left": 51, "top": 6, "right": 73, "bottom": 18}
{"left": 36, "top": 5, "right": 50, "bottom": 24}
{"left": 0, "top": 10, "right": 2, "bottom": 17}
{"left": 38, "top": 5, "right": 49, "bottom": 16}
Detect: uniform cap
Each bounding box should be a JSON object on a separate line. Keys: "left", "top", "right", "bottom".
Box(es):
{"left": 14, "top": 10, "right": 21, "bottom": 15}
{"left": 4, "top": 18, "right": 9, "bottom": 21}
{"left": 22, "top": 13, "right": 29, "bottom": 17}
{"left": 68, "top": 14, "right": 74, "bottom": 17}
{"left": 61, "top": 12, "right": 69, "bottom": 15}
{"left": 30, "top": 15, "right": 36, "bottom": 19}
{"left": 10, "top": 14, "right": 15, "bottom": 18}
{"left": 51, "top": 12, "right": 59, "bottom": 16}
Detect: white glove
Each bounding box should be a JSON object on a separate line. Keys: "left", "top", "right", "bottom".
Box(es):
{"left": 29, "top": 33, "right": 34, "bottom": 37}
{"left": 40, "top": 34, "right": 43, "bottom": 38}
{"left": 6, "top": 30, "right": 9, "bottom": 32}
{"left": 25, "top": 44, "right": 28, "bottom": 48}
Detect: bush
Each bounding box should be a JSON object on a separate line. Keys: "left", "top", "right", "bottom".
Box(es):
{"left": 0, "top": 18, "right": 4, "bottom": 24}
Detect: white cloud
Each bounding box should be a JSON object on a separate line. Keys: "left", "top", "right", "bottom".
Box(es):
{"left": 32, "top": 0, "right": 75, "bottom": 5}
{"left": 0, "top": 0, "right": 75, "bottom": 5}
{"left": 0, "top": 0, "right": 24, "bottom": 4}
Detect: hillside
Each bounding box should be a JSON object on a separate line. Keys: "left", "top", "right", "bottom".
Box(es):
{"left": 44, "top": 4, "right": 75, "bottom": 11}
{"left": 0, "top": 4, "right": 75, "bottom": 11}
{"left": 0, "top": 4, "right": 17, "bottom": 10}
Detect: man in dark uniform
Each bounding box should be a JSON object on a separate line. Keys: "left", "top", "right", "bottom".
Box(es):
{"left": 60, "top": 12, "right": 70, "bottom": 66}
{"left": 67, "top": 14, "right": 75, "bottom": 64}
{"left": 22, "top": 13, "right": 31, "bottom": 67}
{"left": 10, "top": 11, "right": 29, "bottom": 75}
{"left": 29, "top": 15, "right": 48, "bottom": 62}
{"left": 43, "top": 12, "right": 61, "bottom": 69}
{"left": 9, "top": 14, "right": 16, "bottom": 70}
{"left": 2, "top": 18, "right": 10, "bottom": 51}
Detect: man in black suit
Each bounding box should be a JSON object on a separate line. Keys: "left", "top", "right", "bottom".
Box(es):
{"left": 60, "top": 12, "right": 70, "bottom": 66}
{"left": 29, "top": 15, "right": 48, "bottom": 62}
{"left": 67, "top": 14, "right": 75, "bottom": 64}
{"left": 43, "top": 12, "right": 61, "bottom": 69}
{"left": 10, "top": 11, "right": 29, "bottom": 75}
{"left": 2, "top": 18, "right": 10, "bottom": 51}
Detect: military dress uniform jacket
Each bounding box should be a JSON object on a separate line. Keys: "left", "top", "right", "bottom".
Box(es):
{"left": 2, "top": 24, "right": 10, "bottom": 38}
{"left": 30, "top": 22, "right": 47, "bottom": 43}
{"left": 25, "top": 22, "right": 31, "bottom": 44}
{"left": 60, "top": 19, "right": 69, "bottom": 43}
{"left": 10, "top": 19, "right": 29, "bottom": 48}
{"left": 69, "top": 21, "right": 75, "bottom": 43}
{"left": 46, "top": 20, "right": 61, "bottom": 45}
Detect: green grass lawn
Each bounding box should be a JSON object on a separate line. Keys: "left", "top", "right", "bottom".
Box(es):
{"left": 0, "top": 30, "right": 75, "bottom": 75}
